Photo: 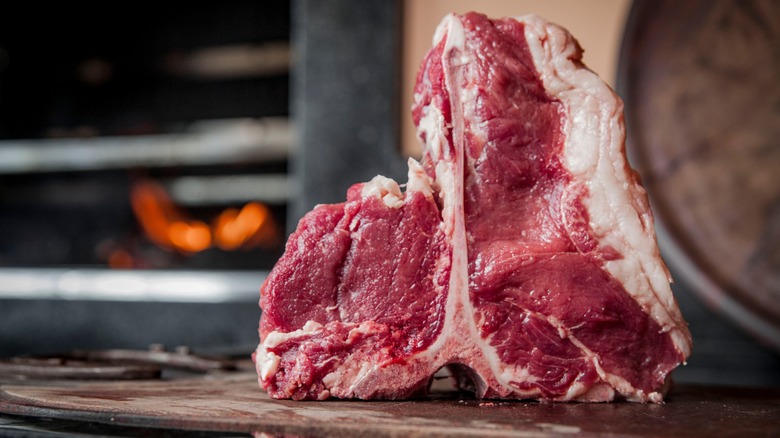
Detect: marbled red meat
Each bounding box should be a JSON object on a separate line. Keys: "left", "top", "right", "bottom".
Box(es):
{"left": 255, "top": 12, "right": 692, "bottom": 402}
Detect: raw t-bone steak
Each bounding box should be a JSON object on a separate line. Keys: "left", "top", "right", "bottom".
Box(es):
{"left": 254, "top": 12, "right": 692, "bottom": 402}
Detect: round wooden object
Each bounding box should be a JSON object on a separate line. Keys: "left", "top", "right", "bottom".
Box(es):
{"left": 617, "top": 0, "right": 780, "bottom": 348}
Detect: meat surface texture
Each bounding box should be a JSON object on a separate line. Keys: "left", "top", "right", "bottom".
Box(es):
{"left": 254, "top": 12, "right": 692, "bottom": 402}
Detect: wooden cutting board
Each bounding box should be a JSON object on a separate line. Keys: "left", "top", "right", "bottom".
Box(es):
{"left": 1, "top": 364, "right": 778, "bottom": 437}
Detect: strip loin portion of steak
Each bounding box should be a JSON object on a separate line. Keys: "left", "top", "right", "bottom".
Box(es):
{"left": 255, "top": 12, "right": 692, "bottom": 402}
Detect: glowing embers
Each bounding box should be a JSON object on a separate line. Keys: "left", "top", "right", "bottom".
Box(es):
{"left": 130, "top": 179, "right": 277, "bottom": 258}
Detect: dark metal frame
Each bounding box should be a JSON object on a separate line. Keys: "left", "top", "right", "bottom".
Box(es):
{"left": 290, "top": 0, "right": 406, "bottom": 225}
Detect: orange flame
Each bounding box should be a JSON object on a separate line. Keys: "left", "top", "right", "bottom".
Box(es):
{"left": 129, "top": 179, "right": 275, "bottom": 255}
{"left": 214, "top": 202, "right": 269, "bottom": 250}
{"left": 168, "top": 220, "right": 212, "bottom": 253}
{"left": 130, "top": 180, "right": 182, "bottom": 249}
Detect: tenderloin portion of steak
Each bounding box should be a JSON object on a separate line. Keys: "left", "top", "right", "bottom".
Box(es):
{"left": 255, "top": 12, "right": 692, "bottom": 402}
{"left": 257, "top": 164, "right": 452, "bottom": 400}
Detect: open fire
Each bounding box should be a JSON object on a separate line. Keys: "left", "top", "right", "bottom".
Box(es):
{"left": 127, "top": 179, "right": 278, "bottom": 267}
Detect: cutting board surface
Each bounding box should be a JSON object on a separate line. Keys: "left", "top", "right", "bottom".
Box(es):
{"left": 1, "top": 365, "right": 778, "bottom": 437}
